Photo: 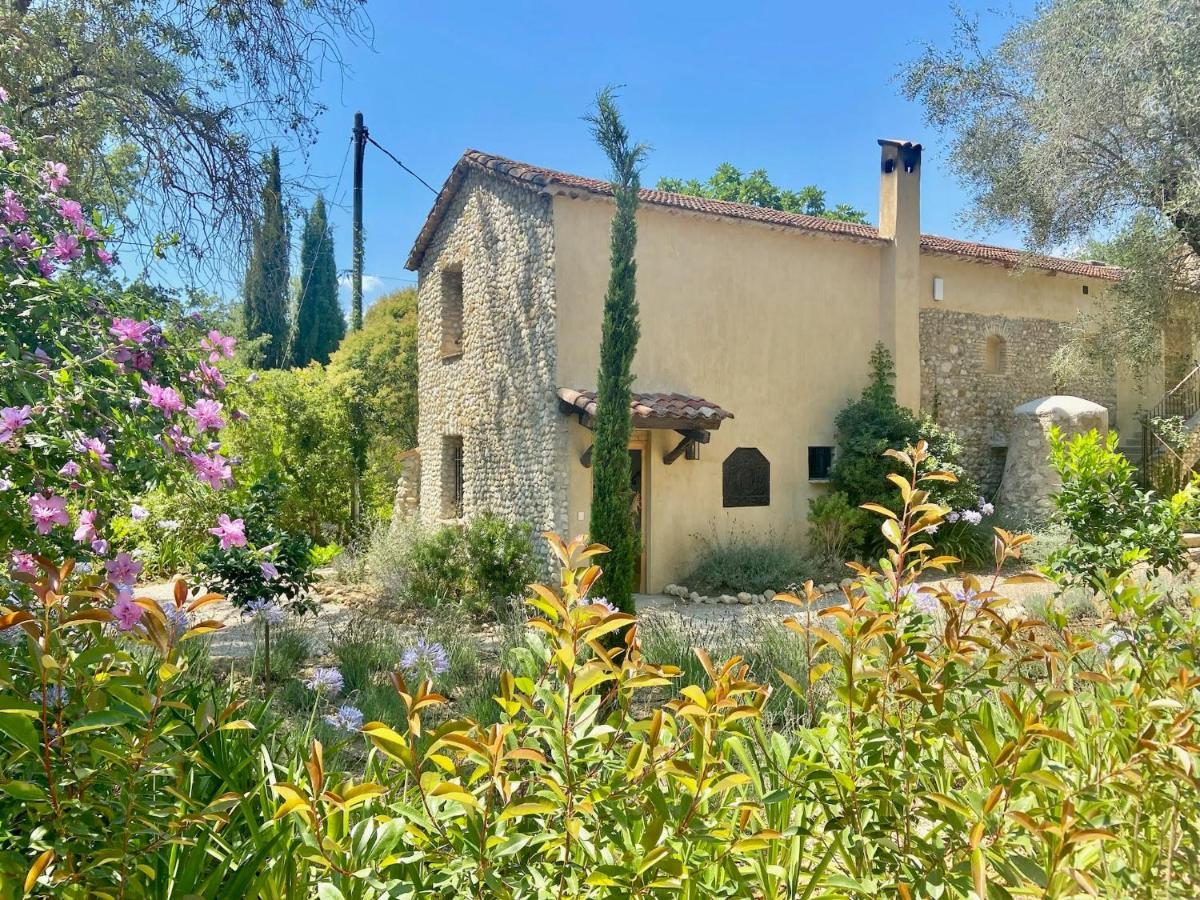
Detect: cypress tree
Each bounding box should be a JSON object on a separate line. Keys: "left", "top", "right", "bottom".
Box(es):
{"left": 242, "top": 146, "right": 290, "bottom": 368}
{"left": 290, "top": 194, "right": 344, "bottom": 366}
{"left": 586, "top": 88, "right": 649, "bottom": 615}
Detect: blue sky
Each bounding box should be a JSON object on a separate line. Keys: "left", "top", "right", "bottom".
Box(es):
{"left": 226, "top": 1, "right": 1035, "bottom": 310}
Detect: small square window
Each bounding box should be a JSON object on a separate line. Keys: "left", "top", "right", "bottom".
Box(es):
{"left": 440, "top": 267, "right": 464, "bottom": 359}
{"left": 808, "top": 446, "right": 833, "bottom": 481}
{"left": 441, "top": 435, "right": 464, "bottom": 518}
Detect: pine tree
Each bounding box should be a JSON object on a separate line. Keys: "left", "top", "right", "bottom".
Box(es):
{"left": 586, "top": 88, "right": 649, "bottom": 615}
{"left": 242, "top": 147, "right": 290, "bottom": 368}
{"left": 290, "top": 194, "right": 344, "bottom": 366}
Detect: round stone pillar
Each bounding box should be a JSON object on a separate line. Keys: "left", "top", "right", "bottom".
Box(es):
{"left": 998, "top": 395, "right": 1109, "bottom": 524}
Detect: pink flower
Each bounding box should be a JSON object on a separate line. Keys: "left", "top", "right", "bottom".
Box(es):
{"left": 51, "top": 233, "right": 82, "bottom": 262}
{"left": 0, "top": 405, "right": 32, "bottom": 442}
{"left": 209, "top": 515, "right": 246, "bottom": 551}
{"left": 260, "top": 561, "right": 280, "bottom": 581}
{"left": 41, "top": 161, "right": 69, "bottom": 193}
{"left": 187, "top": 399, "right": 225, "bottom": 432}
{"left": 78, "top": 436, "right": 113, "bottom": 470}
{"left": 35, "top": 256, "right": 55, "bottom": 278}
{"left": 162, "top": 425, "right": 193, "bottom": 454}
{"left": 1, "top": 189, "right": 25, "bottom": 223}
{"left": 196, "top": 362, "right": 226, "bottom": 392}
{"left": 56, "top": 198, "right": 84, "bottom": 230}
{"left": 58, "top": 460, "right": 80, "bottom": 479}
{"left": 81, "top": 225, "right": 99, "bottom": 241}
{"left": 201, "top": 329, "right": 237, "bottom": 362}
{"left": 112, "top": 590, "right": 143, "bottom": 631}
{"left": 189, "top": 451, "right": 231, "bottom": 489}
{"left": 104, "top": 552, "right": 142, "bottom": 587}
{"left": 11, "top": 230, "right": 33, "bottom": 252}
{"left": 28, "top": 493, "right": 69, "bottom": 535}
{"left": 91, "top": 539, "right": 109, "bottom": 556}
{"left": 95, "top": 246, "right": 113, "bottom": 266}
{"left": 0, "top": 132, "right": 15, "bottom": 152}
{"left": 9, "top": 550, "right": 36, "bottom": 576}
{"left": 74, "top": 509, "right": 97, "bottom": 543}
{"left": 141, "top": 381, "right": 185, "bottom": 416}
{"left": 109, "top": 317, "right": 152, "bottom": 344}
{"left": 0, "top": 87, "right": 8, "bottom": 103}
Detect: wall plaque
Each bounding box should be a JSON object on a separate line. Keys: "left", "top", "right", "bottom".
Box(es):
{"left": 723, "top": 447, "right": 770, "bottom": 507}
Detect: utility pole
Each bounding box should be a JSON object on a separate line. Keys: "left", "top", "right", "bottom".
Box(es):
{"left": 349, "top": 111, "right": 368, "bottom": 527}
{"left": 351, "top": 111, "right": 368, "bottom": 332}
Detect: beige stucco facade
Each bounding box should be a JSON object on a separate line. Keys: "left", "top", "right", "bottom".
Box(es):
{"left": 408, "top": 143, "right": 1169, "bottom": 590}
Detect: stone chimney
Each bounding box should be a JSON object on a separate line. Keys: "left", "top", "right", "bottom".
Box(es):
{"left": 877, "top": 139, "right": 922, "bottom": 409}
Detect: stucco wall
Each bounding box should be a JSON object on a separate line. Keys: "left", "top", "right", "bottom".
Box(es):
{"left": 553, "top": 195, "right": 887, "bottom": 591}
{"left": 414, "top": 169, "right": 567, "bottom": 544}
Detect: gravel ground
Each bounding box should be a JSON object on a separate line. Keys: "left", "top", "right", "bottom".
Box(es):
{"left": 137, "top": 570, "right": 1061, "bottom": 661}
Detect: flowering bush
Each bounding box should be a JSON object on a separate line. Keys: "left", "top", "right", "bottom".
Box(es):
{"left": 0, "top": 558, "right": 242, "bottom": 894}
{"left": 0, "top": 101, "right": 244, "bottom": 585}
{"left": 194, "top": 476, "right": 316, "bottom": 618}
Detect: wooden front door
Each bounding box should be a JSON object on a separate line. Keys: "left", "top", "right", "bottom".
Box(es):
{"left": 629, "top": 436, "right": 648, "bottom": 592}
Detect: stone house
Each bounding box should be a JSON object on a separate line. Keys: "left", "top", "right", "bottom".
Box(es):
{"left": 402, "top": 138, "right": 1170, "bottom": 590}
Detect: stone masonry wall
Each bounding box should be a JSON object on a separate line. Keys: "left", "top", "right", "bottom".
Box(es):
{"left": 415, "top": 169, "right": 567, "bottom": 549}
{"left": 919, "top": 309, "right": 1115, "bottom": 491}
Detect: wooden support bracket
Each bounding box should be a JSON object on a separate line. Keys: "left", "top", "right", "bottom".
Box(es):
{"left": 663, "top": 429, "right": 709, "bottom": 465}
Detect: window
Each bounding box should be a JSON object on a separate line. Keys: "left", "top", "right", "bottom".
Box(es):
{"left": 984, "top": 334, "right": 1007, "bottom": 374}
{"left": 441, "top": 435, "right": 464, "bottom": 518}
{"left": 440, "top": 266, "right": 464, "bottom": 359}
{"left": 808, "top": 446, "right": 834, "bottom": 481}
{"left": 722, "top": 447, "right": 770, "bottom": 507}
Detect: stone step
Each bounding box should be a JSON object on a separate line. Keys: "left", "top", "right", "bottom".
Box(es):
{"left": 1184, "top": 533, "right": 1200, "bottom": 549}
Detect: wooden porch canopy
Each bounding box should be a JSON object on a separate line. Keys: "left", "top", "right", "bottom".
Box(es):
{"left": 556, "top": 388, "right": 734, "bottom": 466}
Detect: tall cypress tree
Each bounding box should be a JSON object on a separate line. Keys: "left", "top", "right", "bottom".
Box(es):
{"left": 586, "top": 88, "right": 648, "bottom": 615}
{"left": 290, "top": 194, "right": 344, "bottom": 366}
{"left": 242, "top": 146, "right": 290, "bottom": 368}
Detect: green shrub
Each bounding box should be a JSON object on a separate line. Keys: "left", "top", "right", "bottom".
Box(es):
{"left": 684, "top": 530, "right": 806, "bottom": 594}
{"left": 369, "top": 513, "right": 539, "bottom": 618}
{"left": 806, "top": 490, "right": 868, "bottom": 567}
{"left": 830, "top": 343, "right": 984, "bottom": 558}
{"left": 1047, "top": 427, "right": 1198, "bottom": 582}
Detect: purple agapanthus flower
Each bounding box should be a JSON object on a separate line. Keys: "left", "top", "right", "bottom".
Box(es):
{"left": 400, "top": 639, "right": 450, "bottom": 678}
{"left": 952, "top": 586, "right": 982, "bottom": 608}
{"left": 31, "top": 685, "right": 69, "bottom": 708}
{"left": 588, "top": 596, "right": 618, "bottom": 615}
{"left": 324, "top": 705, "right": 364, "bottom": 732}
{"left": 305, "top": 667, "right": 344, "bottom": 695}
{"left": 242, "top": 598, "right": 286, "bottom": 625}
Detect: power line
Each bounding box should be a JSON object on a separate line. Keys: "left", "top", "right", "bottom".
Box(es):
{"left": 367, "top": 135, "right": 439, "bottom": 194}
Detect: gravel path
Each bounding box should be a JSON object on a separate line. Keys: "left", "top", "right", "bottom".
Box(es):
{"left": 136, "top": 580, "right": 355, "bottom": 659}
{"left": 137, "top": 569, "right": 1060, "bottom": 661}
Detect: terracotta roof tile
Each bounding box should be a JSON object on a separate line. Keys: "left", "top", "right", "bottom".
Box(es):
{"left": 557, "top": 388, "right": 733, "bottom": 429}
{"left": 407, "top": 150, "right": 1122, "bottom": 282}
